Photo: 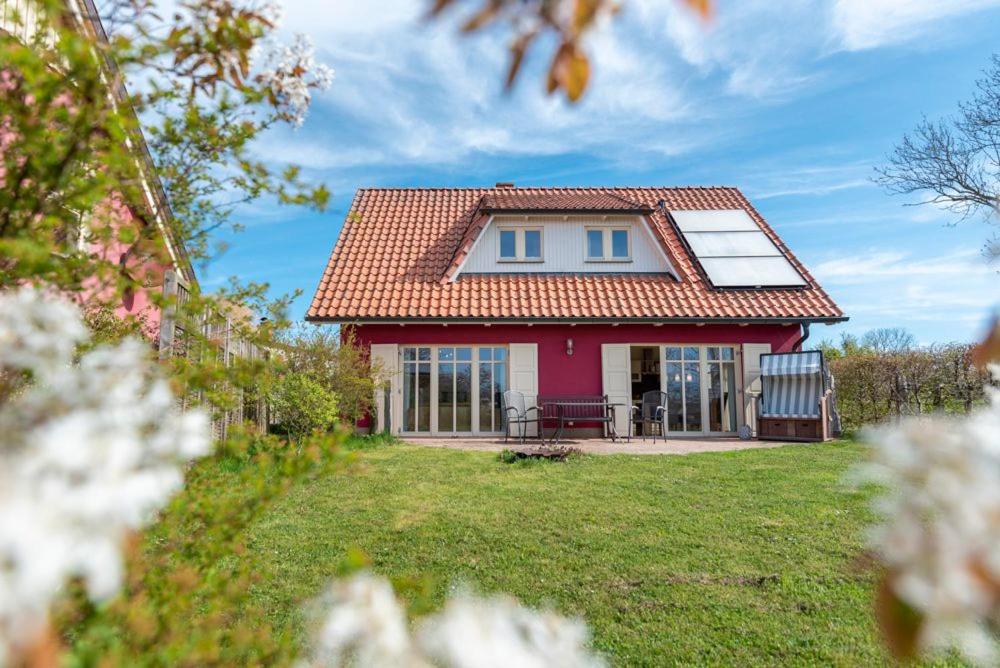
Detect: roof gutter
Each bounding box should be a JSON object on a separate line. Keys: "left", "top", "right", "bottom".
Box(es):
{"left": 306, "top": 315, "right": 849, "bottom": 326}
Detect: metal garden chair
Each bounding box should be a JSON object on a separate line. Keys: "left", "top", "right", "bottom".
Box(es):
{"left": 629, "top": 390, "right": 667, "bottom": 443}
{"left": 502, "top": 390, "right": 541, "bottom": 444}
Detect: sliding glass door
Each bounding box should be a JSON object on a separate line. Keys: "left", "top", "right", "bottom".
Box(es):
{"left": 401, "top": 345, "right": 507, "bottom": 436}
{"left": 662, "top": 345, "right": 738, "bottom": 435}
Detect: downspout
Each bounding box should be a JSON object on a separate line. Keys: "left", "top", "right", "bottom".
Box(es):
{"left": 793, "top": 322, "right": 811, "bottom": 352}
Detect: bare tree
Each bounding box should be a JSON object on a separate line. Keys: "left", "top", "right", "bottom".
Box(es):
{"left": 861, "top": 328, "right": 916, "bottom": 354}
{"left": 876, "top": 54, "right": 1000, "bottom": 260}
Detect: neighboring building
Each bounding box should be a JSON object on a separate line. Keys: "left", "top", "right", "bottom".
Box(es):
{"left": 308, "top": 185, "right": 847, "bottom": 438}
{"left": 2, "top": 0, "right": 266, "bottom": 435}
{"left": 2, "top": 0, "right": 197, "bottom": 342}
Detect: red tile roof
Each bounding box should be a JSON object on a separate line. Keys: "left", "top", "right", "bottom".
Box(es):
{"left": 306, "top": 187, "right": 845, "bottom": 323}
{"left": 480, "top": 190, "right": 651, "bottom": 213}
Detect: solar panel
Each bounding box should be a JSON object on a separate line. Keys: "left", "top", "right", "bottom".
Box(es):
{"left": 670, "top": 209, "right": 807, "bottom": 288}
{"left": 672, "top": 209, "right": 759, "bottom": 232}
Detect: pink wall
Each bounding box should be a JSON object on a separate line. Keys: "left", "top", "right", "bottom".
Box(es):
{"left": 2, "top": 79, "right": 169, "bottom": 343}
{"left": 78, "top": 199, "right": 169, "bottom": 342}
{"left": 348, "top": 322, "right": 801, "bottom": 429}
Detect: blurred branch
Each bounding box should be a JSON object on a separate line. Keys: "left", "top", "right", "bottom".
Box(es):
{"left": 429, "top": 0, "right": 712, "bottom": 102}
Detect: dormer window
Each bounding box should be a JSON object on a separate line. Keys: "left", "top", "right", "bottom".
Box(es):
{"left": 498, "top": 227, "right": 542, "bottom": 262}
{"left": 586, "top": 227, "right": 631, "bottom": 262}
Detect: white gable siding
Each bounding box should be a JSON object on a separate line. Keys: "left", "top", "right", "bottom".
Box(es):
{"left": 458, "top": 215, "right": 673, "bottom": 275}
{"left": 1, "top": 0, "right": 41, "bottom": 41}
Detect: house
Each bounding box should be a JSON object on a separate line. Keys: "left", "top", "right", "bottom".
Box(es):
{"left": 1, "top": 0, "right": 197, "bottom": 343}
{"left": 307, "top": 185, "right": 846, "bottom": 438}
{"left": 2, "top": 0, "right": 267, "bottom": 435}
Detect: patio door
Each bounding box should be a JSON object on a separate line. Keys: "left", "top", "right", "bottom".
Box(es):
{"left": 664, "top": 346, "right": 702, "bottom": 434}
{"left": 662, "top": 345, "right": 739, "bottom": 436}
{"left": 402, "top": 347, "right": 431, "bottom": 433}
{"left": 437, "top": 347, "right": 473, "bottom": 434}
{"left": 478, "top": 347, "right": 507, "bottom": 433}
{"left": 400, "top": 345, "right": 508, "bottom": 436}
{"left": 706, "top": 347, "right": 738, "bottom": 433}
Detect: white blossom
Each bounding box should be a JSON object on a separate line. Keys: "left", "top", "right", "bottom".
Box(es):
{"left": 300, "top": 573, "right": 605, "bottom": 668}
{"left": 0, "top": 287, "right": 87, "bottom": 383}
{"left": 299, "top": 573, "right": 416, "bottom": 667}
{"left": 256, "top": 33, "right": 334, "bottom": 127}
{"left": 258, "top": 0, "right": 284, "bottom": 28}
{"left": 0, "top": 288, "right": 210, "bottom": 664}
{"left": 861, "top": 365, "right": 1000, "bottom": 664}
{"left": 417, "top": 589, "right": 606, "bottom": 668}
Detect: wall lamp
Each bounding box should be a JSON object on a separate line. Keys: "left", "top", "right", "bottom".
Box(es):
{"left": 566, "top": 338, "right": 574, "bottom": 356}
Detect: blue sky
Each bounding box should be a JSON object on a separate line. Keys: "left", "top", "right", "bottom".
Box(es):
{"left": 205, "top": 0, "right": 1000, "bottom": 345}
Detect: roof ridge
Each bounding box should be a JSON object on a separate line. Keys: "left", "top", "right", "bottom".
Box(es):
{"left": 348, "top": 185, "right": 743, "bottom": 192}
{"left": 605, "top": 191, "right": 649, "bottom": 208}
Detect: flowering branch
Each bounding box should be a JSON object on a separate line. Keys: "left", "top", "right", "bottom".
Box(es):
{"left": 299, "top": 572, "right": 606, "bottom": 667}
{"left": 0, "top": 288, "right": 210, "bottom": 664}
{"left": 861, "top": 358, "right": 1000, "bottom": 664}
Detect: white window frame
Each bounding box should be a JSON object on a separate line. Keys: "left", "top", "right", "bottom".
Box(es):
{"left": 497, "top": 226, "right": 544, "bottom": 263}
{"left": 398, "top": 344, "right": 509, "bottom": 436}
{"left": 585, "top": 226, "right": 632, "bottom": 262}
{"left": 659, "top": 344, "right": 739, "bottom": 436}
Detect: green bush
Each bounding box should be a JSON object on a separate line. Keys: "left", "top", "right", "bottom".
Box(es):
{"left": 279, "top": 325, "right": 382, "bottom": 428}
{"left": 498, "top": 448, "right": 519, "bottom": 464}
{"left": 59, "top": 429, "right": 353, "bottom": 666}
{"left": 822, "top": 333, "right": 990, "bottom": 431}
{"left": 268, "top": 372, "right": 338, "bottom": 441}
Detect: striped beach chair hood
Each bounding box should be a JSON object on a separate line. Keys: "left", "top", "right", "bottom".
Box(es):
{"left": 760, "top": 351, "right": 825, "bottom": 418}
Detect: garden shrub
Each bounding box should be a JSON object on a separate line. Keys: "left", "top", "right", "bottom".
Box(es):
{"left": 268, "top": 371, "right": 339, "bottom": 441}
{"left": 279, "top": 325, "right": 382, "bottom": 428}
{"left": 819, "top": 329, "right": 991, "bottom": 431}
{"left": 60, "top": 429, "right": 353, "bottom": 666}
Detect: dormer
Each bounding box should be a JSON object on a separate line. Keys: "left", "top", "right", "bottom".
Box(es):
{"left": 451, "top": 191, "right": 679, "bottom": 279}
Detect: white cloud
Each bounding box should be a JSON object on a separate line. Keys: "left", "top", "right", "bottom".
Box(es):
{"left": 830, "top": 0, "right": 1000, "bottom": 51}
{"left": 259, "top": 0, "right": 709, "bottom": 171}
{"left": 740, "top": 160, "right": 876, "bottom": 200}
{"left": 253, "top": 0, "right": 1000, "bottom": 175}
{"left": 812, "top": 248, "right": 998, "bottom": 341}
{"left": 813, "top": 249, "right": 989, "bottom": 284}
{"left": 635, "top": 0, "right": 826, "bottom": 99}
{"left": 636, "top": 0, "right": 1000, "bottom": 101}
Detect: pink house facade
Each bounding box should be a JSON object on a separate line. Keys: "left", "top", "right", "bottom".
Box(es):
{"left": 78, "top": 198, "right": 195, "bottom": 347}
{"left": 308, "top": 186, "right": 846, "bottom": 438}
{"left": 2, "top": 0, "right": 197, "bottom": 349}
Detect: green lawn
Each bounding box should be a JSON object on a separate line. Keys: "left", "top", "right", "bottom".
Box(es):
{"left": 245, "top": 440, "right": 896, "bottom": 666}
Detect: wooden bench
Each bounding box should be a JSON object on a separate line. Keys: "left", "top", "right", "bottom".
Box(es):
{"left": 537, "top": 394, "right": 620, "bottom": 443}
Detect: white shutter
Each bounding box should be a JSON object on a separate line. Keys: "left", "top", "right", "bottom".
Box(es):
{"left": 509, "top": 343, "right": 538, "bottom": 437}
{"left": 370, "top": 344, "right": 399, "bottom": 434}
{"left": 601, "top": 344, "right": 631, "bottom": 437}
{"left": 741, "top": 343, "right": 771, "bottom": 435}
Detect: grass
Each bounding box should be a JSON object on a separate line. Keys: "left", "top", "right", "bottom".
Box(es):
{"left": 242, "top": 439, "right": 901, "bottom": 666}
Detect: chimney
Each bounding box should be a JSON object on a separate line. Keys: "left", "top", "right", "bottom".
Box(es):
{"left": 494, "top": 182, "right": 515, "bottom": 189}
